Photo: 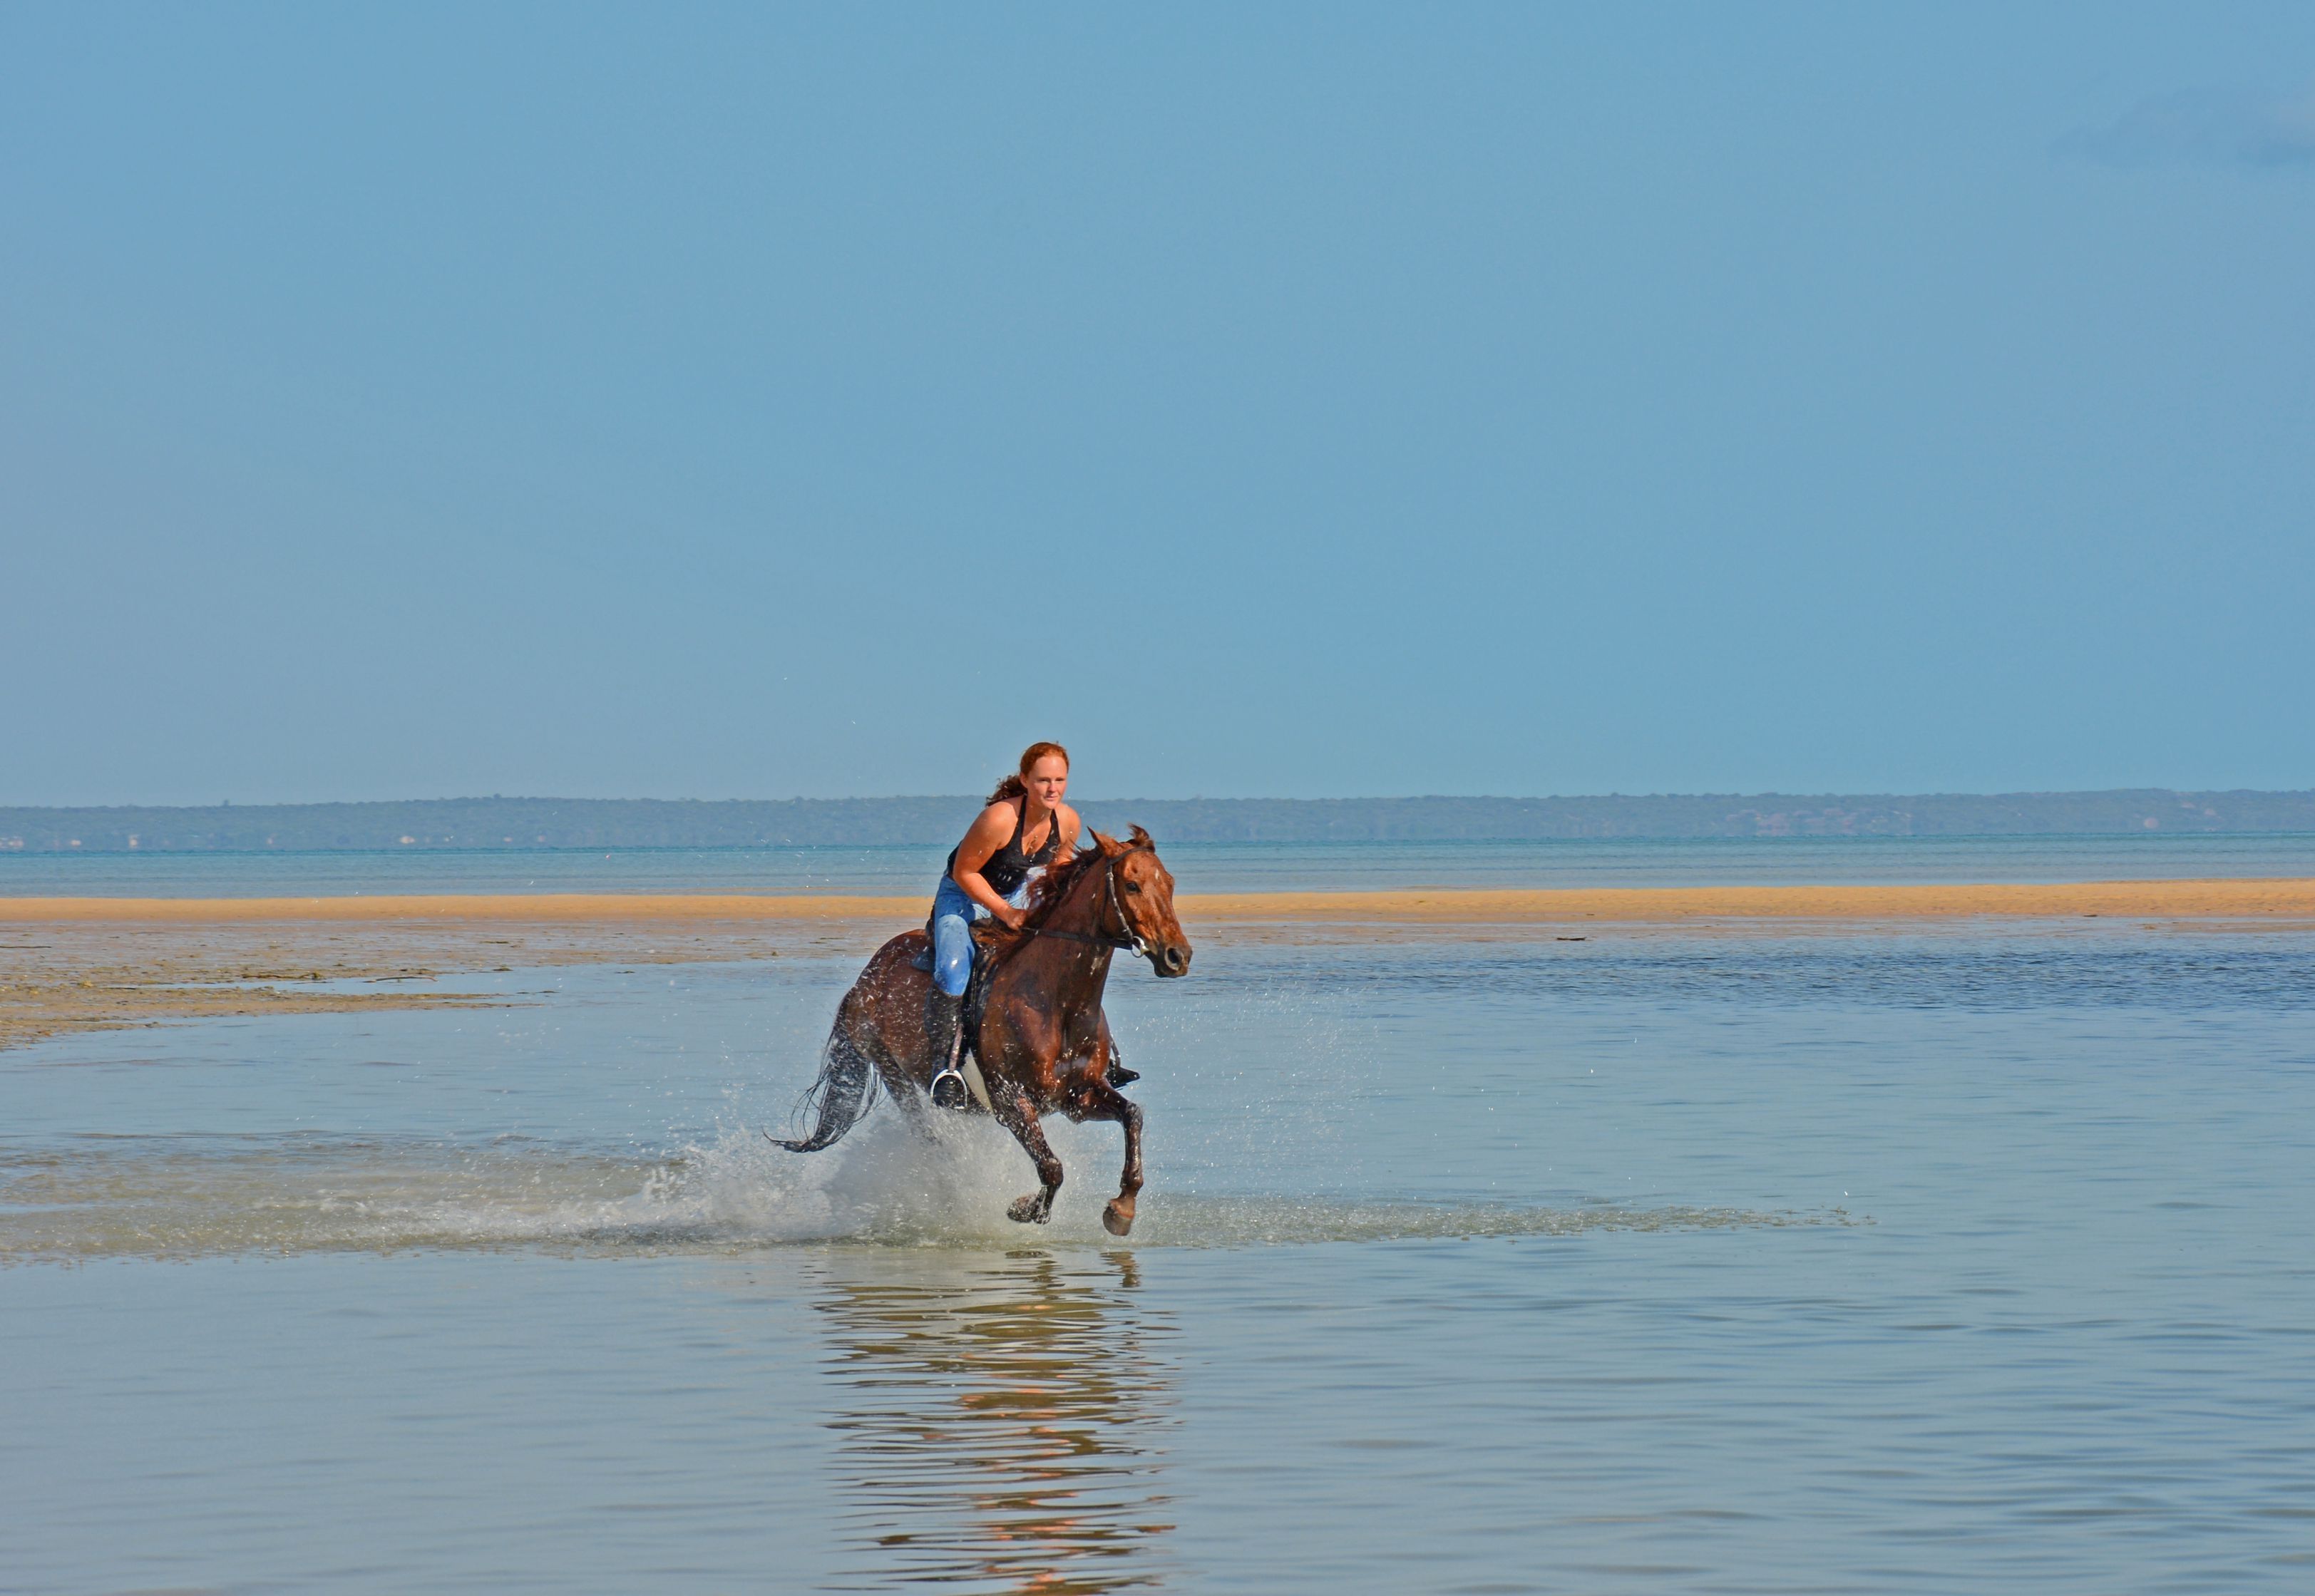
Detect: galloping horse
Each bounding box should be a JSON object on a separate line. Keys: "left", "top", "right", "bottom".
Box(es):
{"left": 776, "top": 827, "right": 1191, "bottom": 1235}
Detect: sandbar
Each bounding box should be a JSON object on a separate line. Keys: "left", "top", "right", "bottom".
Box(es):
{"left": 8, "top": 880, "right": 2312, "bottom": 1053}
{"left": 6, "top": 878, "right": 2315, "bottom": 926}
{"left": 0, "top": 917, "right": 794, "bottom": 1054}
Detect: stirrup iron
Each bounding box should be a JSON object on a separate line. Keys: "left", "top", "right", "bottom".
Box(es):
{"left": 925, "top": 984, "right": 970, "bottom": 1111}
{"left": 930, "top": 1062, "right": 970, "bottom": 1111}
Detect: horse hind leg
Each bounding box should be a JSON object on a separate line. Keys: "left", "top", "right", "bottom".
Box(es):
{"left": 992, "top": 1090, "right": 1063, "bottom": 1225}
{"left": 877, "top": 1050, "right": 942, "bottom": 1143}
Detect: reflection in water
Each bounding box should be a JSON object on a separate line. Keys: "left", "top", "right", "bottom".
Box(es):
{"left": 810, "top": 1250, "right": 1177, "bottom": 1593}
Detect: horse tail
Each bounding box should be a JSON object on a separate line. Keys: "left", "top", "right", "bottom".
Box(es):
{"left": 774, "top": 1024, "right": 881, "bottom": 1152}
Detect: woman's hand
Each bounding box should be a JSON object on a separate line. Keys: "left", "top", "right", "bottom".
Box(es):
{"left": 953, "top": 860, "right": 1022, "bottom": 927}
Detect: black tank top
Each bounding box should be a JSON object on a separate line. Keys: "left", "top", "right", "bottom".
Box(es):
{"left": 947, "top": 800, "right": 1062, "bottom": 899}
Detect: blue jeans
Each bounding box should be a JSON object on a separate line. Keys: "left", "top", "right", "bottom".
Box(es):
{"left": 931, "top": 873, "right": 1030, "bottom": 998}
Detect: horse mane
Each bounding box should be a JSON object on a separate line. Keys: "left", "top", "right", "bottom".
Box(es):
{"left": 979, "top": 829, "right": 1153, "bottom": 952}
{"left": 965, "top": 845, "right": 1099, "bottom": 957}
{"left": 1020, "top": 844, "right": 1104, "bottom": 927}
{"left": 1026, "top": 828, "right": 1156, "bottom": 919}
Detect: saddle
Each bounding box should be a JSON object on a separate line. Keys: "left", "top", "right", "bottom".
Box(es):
{"left": 909, "top": 917, "right": 1137, "bottom": 1087}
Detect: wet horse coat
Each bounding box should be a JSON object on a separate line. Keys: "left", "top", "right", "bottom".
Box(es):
{"left": 776, "top": 828, "right": 1191, "bottom": 1235}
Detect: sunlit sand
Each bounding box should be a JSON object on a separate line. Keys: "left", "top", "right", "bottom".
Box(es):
{"left": 7, "top": 877, "right": 2315, "bottom": 925}
{"left": 1188, "top": 878, "right": 2315, "bottom": 924}
{"left": 8, "top": 879, "right": 2312, "bottom": 1051}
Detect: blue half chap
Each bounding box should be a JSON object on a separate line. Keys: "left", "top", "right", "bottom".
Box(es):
{"left": 930, "top": 872, "right": 1031, "bottom": 998}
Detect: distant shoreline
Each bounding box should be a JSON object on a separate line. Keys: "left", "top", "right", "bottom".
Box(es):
{"left": 8, "top": 788, "right": 2315, "bottom": 851}
{"left": 9, "top": 879, "right": 2315, "bottom": 925}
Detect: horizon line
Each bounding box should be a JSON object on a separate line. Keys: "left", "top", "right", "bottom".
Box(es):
{"left": 7, "top": 786, "right": 2315, "bottom": 814}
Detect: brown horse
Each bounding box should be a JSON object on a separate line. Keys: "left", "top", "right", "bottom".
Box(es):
{"left": 776, "top": 827, "right": 1191, "bottom": 1235}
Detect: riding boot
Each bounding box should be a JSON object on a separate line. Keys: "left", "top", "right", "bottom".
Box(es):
{"left": 1106, "top": 1038, "right": 1140, "bottom": 1088}
{"left": 925, "top": 987, "right": 969, "bottom": 1110}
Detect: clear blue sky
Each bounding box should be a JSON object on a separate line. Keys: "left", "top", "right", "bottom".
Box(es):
{"left": 6, "top": 4, "right": 2312, "bottom": 805}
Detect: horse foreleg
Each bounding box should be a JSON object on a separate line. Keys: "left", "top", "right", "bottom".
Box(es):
{"left": 992, "top": 1089, "right": 1062, "bottom": 1225}
{"left": 1075, "top": 1078, "right": 1144, "bottom": 1237}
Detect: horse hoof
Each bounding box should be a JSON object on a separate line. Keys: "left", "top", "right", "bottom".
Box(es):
{"left": 1102, "top": 1198, "right": 1135, "bottom": 1237}
{"left": 1007, "top": 1195, "right": 1043, "bottom": 1224}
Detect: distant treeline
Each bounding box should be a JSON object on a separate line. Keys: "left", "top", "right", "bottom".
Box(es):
{"left": 4, "top": 790, "right": 2314, "bottom": 853}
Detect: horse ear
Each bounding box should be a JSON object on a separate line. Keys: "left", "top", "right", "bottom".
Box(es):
{"left": 1127, "top": 825, "right": 1153, "bottom": 850}
{"left": 1092, "top": 829, "right": 1129, "bottom": 857}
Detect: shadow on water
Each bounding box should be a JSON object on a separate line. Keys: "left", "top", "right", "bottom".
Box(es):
{"left": 808, "top": 1247, "right": 1177, "bottom": 1594}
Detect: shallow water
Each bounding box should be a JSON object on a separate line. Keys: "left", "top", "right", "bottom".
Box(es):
{"left": 6, "top": 856, "right": 2315, "bottom": 1590}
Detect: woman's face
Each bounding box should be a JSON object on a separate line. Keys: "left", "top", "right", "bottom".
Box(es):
{"left": 1025, "top": 755, "right": 1069, "bottom": 810}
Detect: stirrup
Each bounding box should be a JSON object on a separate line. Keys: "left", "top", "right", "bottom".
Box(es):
{"left": 929, "top": 1065, "right": 971, "bottom": 1111}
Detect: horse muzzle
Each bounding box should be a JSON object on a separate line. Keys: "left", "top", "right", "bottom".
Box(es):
{"left": 1150, "top": 942, "right": 1191, "bottom": 977}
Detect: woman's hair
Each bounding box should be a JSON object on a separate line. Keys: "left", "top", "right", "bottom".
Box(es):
{"left": 989, "top": 741, "right": 1070, "bottom": 804}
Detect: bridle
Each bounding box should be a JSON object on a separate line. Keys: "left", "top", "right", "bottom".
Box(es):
{"left": 1027, "top": 849, "right": 1148, "bottom": 957}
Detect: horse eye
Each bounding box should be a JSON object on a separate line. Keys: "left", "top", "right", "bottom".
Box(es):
{"left": 1123, "top": 882, "right": 1142, "bottom": 894}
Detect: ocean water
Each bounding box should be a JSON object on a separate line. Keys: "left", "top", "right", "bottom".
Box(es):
{"left": 8, "top": 829, "right": 2315, "bottom": 897}
{"left": 6, "top": 843, "right": 2315, "bottom": 1592}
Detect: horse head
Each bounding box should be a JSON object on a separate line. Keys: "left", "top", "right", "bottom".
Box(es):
{"left": 1096, "top": 826, "right": 1192, "bottom": 978}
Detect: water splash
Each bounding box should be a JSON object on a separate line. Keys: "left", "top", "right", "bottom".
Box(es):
{"left": 0, "top": 1126, "right": 1857, "bottom": 1264}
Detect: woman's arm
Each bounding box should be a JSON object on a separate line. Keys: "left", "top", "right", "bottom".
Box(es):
{"left": 950, "top": 803, "right": 1028, "bottom": 928}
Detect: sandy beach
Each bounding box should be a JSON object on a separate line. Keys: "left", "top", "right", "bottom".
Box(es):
{"left": 6, "top": 878, "right": 2312, "bottom": 1052}
{"left": 7, "top": 877, "right": 2315, "bottom": 926}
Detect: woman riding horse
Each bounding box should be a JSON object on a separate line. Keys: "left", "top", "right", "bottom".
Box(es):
{"left": 926, "top": 742, "right": 1079, "bottom": 1105}
{"left": 776, "top": 745, "right": 1191, "bottom": 1232}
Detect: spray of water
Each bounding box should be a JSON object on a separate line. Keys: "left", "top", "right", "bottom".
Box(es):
{"left": 0, "top": 1122, "right": 1856, "bottom": 1264}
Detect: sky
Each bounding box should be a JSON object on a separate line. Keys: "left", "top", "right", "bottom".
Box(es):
{"left": 5, "top": 3, "right": 2313, "bottom": 805}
